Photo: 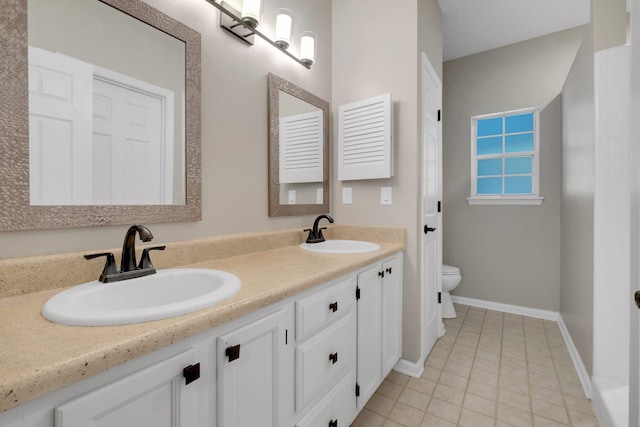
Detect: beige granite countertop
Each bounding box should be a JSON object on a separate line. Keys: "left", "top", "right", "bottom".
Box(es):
{"left": 0, "top": 225, "right": 404, "bottom": 414}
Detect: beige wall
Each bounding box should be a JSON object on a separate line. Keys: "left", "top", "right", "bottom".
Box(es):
{"left": 442, "top": 27, "right": 585, "bottom": 311}
{"left": 2, "top": 0, "right": 331, "bottom": 258}
{"left": 592, "top": 0, "right": 627, "bottom": 52}
{"left": 560, "top": 26, "right": 595, "bottom": 376}
{"left": 332, "top": 0, "right": 442, "bottom": 364}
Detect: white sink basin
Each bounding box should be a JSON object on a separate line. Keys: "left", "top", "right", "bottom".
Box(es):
{"left": 42, "top": 269, "right": 241, "bottom": 326}
{"left": 300, "top": 239, "right": 380, "bottom": 254}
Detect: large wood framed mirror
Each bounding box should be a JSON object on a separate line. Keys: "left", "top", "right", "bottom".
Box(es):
{"left": 268, "top": 73, "right": 329, "bottom": 216}
{"left": 0, "top": 0, "right": 201, "bottom": 231}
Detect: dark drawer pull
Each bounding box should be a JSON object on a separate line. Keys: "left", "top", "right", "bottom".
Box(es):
{"left": 226, "top": 344, "right": 241, "bottom": 362}
{"left": 329, "top": 352, "right": 338, "bottom": 364}
{"left": 183, "top": 363, "right": 200, "bottom": 385}
{"left": 329, "top": 419, "right": 338, "bottom": 427}
{"left": 329, "top": 301, "right": 338, "bottom": 312}
{"left": 386, "top": 267, "right": 392, "bottom": 274}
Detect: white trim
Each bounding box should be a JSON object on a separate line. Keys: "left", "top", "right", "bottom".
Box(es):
{"left": 450, "top": 295, "right": 558, "bottom": 320}
{"left": 467, "top": 196, "right": 544, "bottom": 205}
{"left": 451, "top": 295, "right": 594, "bottom": 400}
{"left": 558, "top": 315, "right": 592, "bottom": 399}
{"left": 393, "top": 358, "right": 424, "bottom": 379}
{"left": 591, "top": 377, "right": 629, "bottom": 427}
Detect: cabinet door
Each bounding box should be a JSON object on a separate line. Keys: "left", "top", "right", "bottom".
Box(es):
{"left": 217, "top": 307, "right": 292, "bottom": 427}
{"left": 54, "top": 349, "right": 198, "bottom": 427}
{"left": 356, "top": 265, "right": 382, "bottom": 409}
{"left": 381, "top": 255, "right": 403, "bottom": 377}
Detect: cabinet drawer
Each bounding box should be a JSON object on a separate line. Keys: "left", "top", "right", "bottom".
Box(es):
{"left": 295, "top": 373, "right": 355, "bottom": 427}
{"left": 295, "top": 312, "right": 355, "bottom": 411}
{"left": 296, "top": 276, "right": 355, "bottom": 340}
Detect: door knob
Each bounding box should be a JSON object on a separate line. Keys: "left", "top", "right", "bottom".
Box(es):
{"left": 635, "top": 290, "right": 640, "bottom": 309}
{"left": 424, "top": 225, "right": 436, "bottom": 234}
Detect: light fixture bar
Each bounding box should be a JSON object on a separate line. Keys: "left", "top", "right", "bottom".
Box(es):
{"left": 206, "top": 0, "right": 311, "bottom": 69}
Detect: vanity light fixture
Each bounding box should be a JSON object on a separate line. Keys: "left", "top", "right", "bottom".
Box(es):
{"left": 299, "top": 32, "right": 316, "bottom": 67}
{"left": 206, "top": 0, "right": 314, "bottom": 69}
{"left": 274, "top": 9, "right": 293, "bottom": 50}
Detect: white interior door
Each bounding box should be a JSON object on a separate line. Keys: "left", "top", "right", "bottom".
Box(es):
{"left": 632, "top": 0, "right": 640, "bottom": 424}
{"left": 28, "top": 47, "right": 93, "bottom": 205}
{"left": 420, "top": 52, "right": 443, "bottom": 363}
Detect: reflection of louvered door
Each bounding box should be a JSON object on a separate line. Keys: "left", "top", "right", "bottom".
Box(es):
{"left": 279, "top": 111, "right": 324, "bottom": 184}
{"left": 338, "top": 93, "right": 393, "bottom": 181}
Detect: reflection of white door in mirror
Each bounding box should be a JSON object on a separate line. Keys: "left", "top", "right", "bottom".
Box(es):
{"left": 92, "top": 70, "right": 173, "bottom": 205}
{"left": 29, "top": 47, "right": 93, "bottom": 205}
{"left": 29, "top": 47, "right": 174, "bottom": 205}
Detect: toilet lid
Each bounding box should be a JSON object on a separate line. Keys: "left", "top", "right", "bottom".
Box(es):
{"left": 442, "top": 265, "right": 460, "bottom": 275}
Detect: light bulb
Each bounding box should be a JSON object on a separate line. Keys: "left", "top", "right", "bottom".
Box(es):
{"left": 241, "top": 0, "right": 262, "bottom": 29}
{"left": 274, "top": 10, "right": 293, "bottom": 50}
{"left": 300, "top": 32, "right": 316, "bottom": 67}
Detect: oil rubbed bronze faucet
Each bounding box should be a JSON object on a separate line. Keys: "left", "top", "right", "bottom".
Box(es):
{"left": 304, "top": 214, "right": 334, "bottom": 243}
{"left": 84, "top": 225, "right": 165, "bottom": 283}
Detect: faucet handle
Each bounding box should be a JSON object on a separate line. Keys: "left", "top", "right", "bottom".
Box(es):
{"left": 316, "top": 227, "right": 328, "bottom": 242}
{"left": 138, "top": 245, "right": 166, "bottom": 270}
{"left": 303, "top": 228, "right": 315, "bottom": 243}
{"left": 84, "top": 252, "right": 119, "bottom": 283}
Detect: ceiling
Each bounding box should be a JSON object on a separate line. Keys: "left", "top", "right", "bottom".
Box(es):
{"left": 437, "top": 0, "right": 591, "bottom": 61}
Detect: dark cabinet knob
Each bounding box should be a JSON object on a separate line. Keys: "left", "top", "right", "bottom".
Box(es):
{"left": 329, "top": 302, "right": 338, "bottom": 313}
{"left": 329, "top": 420, "right": 338, "bottom": 427}
{"left": 329, "top": 352, "right": 338, "bottom": 364}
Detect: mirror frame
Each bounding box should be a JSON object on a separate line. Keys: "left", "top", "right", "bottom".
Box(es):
{"left": 268, "top": 73, "right": 329, "bottom": 217}
{"left": 0, "top": 0, "right": 201, "bottom": 231}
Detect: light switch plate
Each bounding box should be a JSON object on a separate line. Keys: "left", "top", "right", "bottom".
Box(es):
{"left": 288, "top": 190, "right": 296, "bottom": 204}
{"left": 316, "top": 188, "right": 323, "bottom": 204}
{"left": 381, "top": 187, "right": 392, "bottom": 205}
{"left": 342, "top": 187, "right": 352, "bottom": 205}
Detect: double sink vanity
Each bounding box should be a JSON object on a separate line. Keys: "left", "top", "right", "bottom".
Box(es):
{"left": 0, "top": 224, "right": 404, "bottom": 427}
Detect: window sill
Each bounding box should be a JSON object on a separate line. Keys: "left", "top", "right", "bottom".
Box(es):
{"left": 467, "top": 196, "right": 544, "bottom": 206}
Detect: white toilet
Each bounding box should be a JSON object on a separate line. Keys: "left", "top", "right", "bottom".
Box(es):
{"left": 442, "top": 265, "right": 461, "bottom": 318}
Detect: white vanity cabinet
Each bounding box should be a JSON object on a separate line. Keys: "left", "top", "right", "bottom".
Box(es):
{"left": 293, "top": 276, "right": 357, "bottom": 427}
{"left": 356, "top": 255, "right": 403, "bottom": 409}
{"left": 53, "top": 349, "right": 199, "bottom": 427}
{"left": 216, "top": 307, "right": 294, "bottom": 427}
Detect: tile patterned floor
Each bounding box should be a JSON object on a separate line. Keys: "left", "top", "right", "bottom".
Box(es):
{"left": 351, "top": 304, "right": 600, "bottom": 427}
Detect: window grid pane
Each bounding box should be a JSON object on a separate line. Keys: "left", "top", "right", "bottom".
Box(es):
{"left": 477, "top": 136, "right": 503, "bottom": 155}
{"left": 477, "top": 117, "right": 503, "bottom": 137}
{"left": 477, "top": 158, "right": 503, "bottom": 176}
{"left": 505, "top": 113, "right": 533, "bottom": 134}
{"left": 505, "top": 133, "right": 534, "bottom": 153}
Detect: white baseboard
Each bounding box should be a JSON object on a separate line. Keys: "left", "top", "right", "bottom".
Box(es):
{"left": 451, "top": 295, "right": 592, "bottom": 400}
{"left": 393, "top": 358, "right": 424, "bottom": 379}
{"left": 557, "top": 315, "right": 592, "bottom": 399}
{"left": 450, "top": 295, "right": 559, "bottom": 321}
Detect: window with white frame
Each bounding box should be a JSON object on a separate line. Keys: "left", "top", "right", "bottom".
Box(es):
{"left": 469, "top": 108, "right": 543, "bottom": 205}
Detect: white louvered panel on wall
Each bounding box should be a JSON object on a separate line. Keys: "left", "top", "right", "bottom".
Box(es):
{"left": 338, "top": 93, "right": 393, "bottom": 181}
{"left": 279, "top": 110, "right": 324, "bottom": 184}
